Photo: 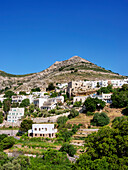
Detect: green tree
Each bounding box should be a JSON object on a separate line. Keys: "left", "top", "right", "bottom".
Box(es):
{"left": 20, "top": 99, "right": 30, "bottom": 107}
{"left": 57, "top": 128, "right": 73, "bottom": 142}
{"left": 4, "top": 90, "right": 15, "bottom": 98}
{"left": 73, "top": 117, "right": 128, "bottom": 169}
{"left": 97, "top": 85, "right": 113, "bottom": 95}
{"left": 0, "top": 101, "right": 2, "bottom": 108}
{"left": 19, "top": 119, "right": 33, "bottom": 132}
{"left": 84, "top": 97, "right": 105, "bottom": 112}
{"left": 46, "top": 83, "right": 55, "bottom": 91}
{"left": 73, "top": 101, "right": 82, "bottom": 107}
{"left": 29, "top": 104, "right": 35, "bottom": 113}
{"left": 3, "top": 99, "right": 11, "bottom": 115}
{"left": 0, "top": 112, "right": 3, "bottom": 124}
{"left": 57, "top": 116, "right": 68, "bottom": 127}
{"left": 31, "top": 87, "right": 41, "bottom": 92}
{"left": 2, "top": 136, "right": 15, "bottom": 150}
{"left": 50, "top": 92, "right": 58, "bottom": 98}
{"left": 68, "top": 108, "right": 79, "bottom": 119}
{"left": 11, "top": 102, "right": 19, "bottom": 108}
{"left": 19, "top": 91, "right": 27, "bottom": 95}
{"left": 111, "top": 91, "right": 128, "bottom": 108}
{"left": 91, "top": 112, "right": 110, "bottom": 126}
{"left": 60, "top": 143, "right": 77, "bottom": 156}
{"left": 43, "top": 149, "right": 71, "bottom": 165}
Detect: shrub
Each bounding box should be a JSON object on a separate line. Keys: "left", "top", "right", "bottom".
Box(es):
{"left": 73, "top": 101, "right": 82, "bottom": 107}
{"left": 86, "top": 111, "right": 94, "bottom": 116}
{"left": 91, "top": 112, "right": 110, "bottom": 126}
{"left": 84, "top": 97, "right": 105, "bottom": 112}
{"left": 57, "top": 116, "right": 68, "bottom": 127}
{"left": 20, "top": 119, "right": 33, "bottom": 132}
{"left": 68, "top": 109, "right": 79, "bottom": 119}
{"left": 60, "top": 143, "right": 77, "bottom": 157}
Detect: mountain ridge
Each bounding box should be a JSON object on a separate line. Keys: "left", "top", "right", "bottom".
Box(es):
{"left": 0, "top": 56, "right": 126, "bottom": 91}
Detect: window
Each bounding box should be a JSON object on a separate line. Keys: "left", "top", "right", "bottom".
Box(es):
{"left": 39, "top": 128, "right": 41, "bottom": 131}
{"left": 35, "top": 134, "right": 37, "bottom": 136}
{"left": 40, "top": 134, "right": 42, "bottom": 136}
{"left": 42, "top": 128, "right": 44, "bottom": 130}
{"left": 35, "top": 128, "right": 37, "bottom": 131}
{"left": 20, "top": 113, "right": 22, "bottom": 115}
{"left": 45, "top": 128, "right": 47, "bottom": 131}
{"left": 16, "top": 113, "right": 18, "bottom": 115}
{"left": 43, "top": 134, "right": 44, "bottom": 137}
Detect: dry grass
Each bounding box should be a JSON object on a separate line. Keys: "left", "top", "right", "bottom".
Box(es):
{"left": 67, "top": 105, "right": 123, "bottom": 127}
{"left": 67, "top": 113, "right": 93, "bottom": 128}
{"left": 102, "top": 105, "right": 123, "bottom": 121}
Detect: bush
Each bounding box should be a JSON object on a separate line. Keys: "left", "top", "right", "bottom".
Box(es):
{"left": 46, "top": 83, "right": 55, "bottom": 91}
{"left": 60, "top": 143, "right": 77, "bottom": 157}
{"left": 68, "top": 109, "right": 79, "bottom": 119}
{"left": 86, "top": 111, "right": 94, "bottom": 116}
{"left": 73, "top": 101, "right": 82, "bottom": 107}
{"left": 20, "top": 99, "right": 30, "bottom": 107}
{"left": 57, "top": 116, "right": 68, "bottom": 127}
{"left": 84, "top": 97, "right": 105, "bottom": 112}
{"left": 0, "top": 112, "right": 3, "bottom": 124}
{"left": 91, "top": 112, "right": 110, "bottom": 126}
{"left": 20, "top": 119, "right": 33, "bottom": 132}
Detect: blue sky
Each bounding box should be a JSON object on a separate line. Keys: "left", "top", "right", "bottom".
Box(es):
{"left": 0, "top": 0, "right": 128, "bottom": 75}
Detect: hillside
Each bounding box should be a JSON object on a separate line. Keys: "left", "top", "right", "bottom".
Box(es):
{"left": 0, "top": 56, "right": 126, "bottom": 91}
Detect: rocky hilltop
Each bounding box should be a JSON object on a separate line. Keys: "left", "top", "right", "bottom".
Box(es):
{"left": 0, "top": 56, "right": 125, "bottom": 91}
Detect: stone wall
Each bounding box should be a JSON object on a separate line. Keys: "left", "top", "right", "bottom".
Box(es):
{"left": 0, "top": 130, "right": 19, "bottom": 136}
{"left": 0, "top": 120, "right": 21, "bottom": 128}
{"left": 31, "top": 112, "right": 70, "bottom": 123}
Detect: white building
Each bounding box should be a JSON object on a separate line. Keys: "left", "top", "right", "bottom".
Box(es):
{"left": 32, "top": 92, "right": 45, "bottom": 97}
{"left": 0, "top": 94, "right": 6, "bottom": 102}
{"left": 7, "top": 108, "right": 24, "bottom": 123}
{"left": 90, "top": 93, "right": 112, "bottom": 104}
{"left": 57, "top": 83, "right": 68, "bottom": 89}
{"left": 73, "top": 96, "right": 88, "bottom": 103}
{"left": 28, "top": 124, "right": 57, "bottom": 138}
{"left": 33, "top": 97, "right": 49, "bottom": 108}
{"left": 11, "top": 95, "right": 27, "bottom": 103}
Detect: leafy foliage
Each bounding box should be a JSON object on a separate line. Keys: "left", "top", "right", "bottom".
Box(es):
{"left": 0, "top": 112, "right": 3, "bottom": 124}
{"left": 19, "top": 91, "right": 27, "bottom": 95}
{"left": 31, "top": 87, "right": 41, "bottom": 92}
{"left": 68, "top": 108, "right": 79, "bottom": 119}
{"left": 20, "top": 119, "right": 33, "bottom": 132}
{"left": 20, "top": 99, "right": 30, "bottom": 107}
{"left": 0, "top": 101, "right": 2, "bottom": 108}
{"left": 60, "top": 143, "right": 77, "bottom": 156}
{"left": 57, "top": 116, "right": 68, "bottom": 127}
{"left": 91, "top": 112, "right": 110, "bottom": 126}
{"left": 73, "top": 117, "right": 128, "bottom": 169}
{"left": 3, "top": 99, "right": 11, "bottom": 113}
{"left": 0, "top": 135, "right": 15, "bottom": 151}
{"left": 46, "top": 83, "right": 55, "bottom": 91}
{"left": 86, "top": 111, "right": 94, "bottom": 116}
{"left": 111, "top": 85, "right": 128, "bottom": 108}
{"left": 84, "top": 97, "right": 105, "bottom": 112}
{"left": 4, "top": 90, "right": 15, "bottom": 98}
{"left": 97, "top": 85, "right": 113, "bottom": 95}
{"left": 73, "top": 101, "right": 82, "bottom": 107}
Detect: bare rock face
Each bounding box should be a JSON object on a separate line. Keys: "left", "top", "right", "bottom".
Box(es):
{"left": 0, "top": 56, "right": 125, "bottom": 91}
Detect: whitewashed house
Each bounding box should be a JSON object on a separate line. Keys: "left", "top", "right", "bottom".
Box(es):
{"left": 33, "top": 96, "right": 49, "bottom": 108}
{"left": 73, "top": 96, "right": 88, "bottom": 103}
{"left": 28, "top": 124, "right": 57, "bottom": 138}
{"left": 7, "top": 108, "right": 24, "bottom": 123}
